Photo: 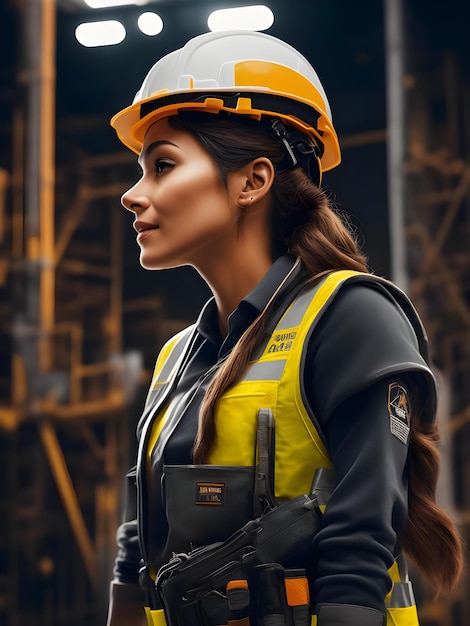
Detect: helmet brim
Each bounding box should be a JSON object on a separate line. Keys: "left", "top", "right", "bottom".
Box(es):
{"left": 111, "top": 89, "right": 341, "bottom": 172}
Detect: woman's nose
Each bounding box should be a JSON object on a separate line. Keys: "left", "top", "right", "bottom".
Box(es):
{"left": 121, "top": 182, "right": 150, "bottom": 213}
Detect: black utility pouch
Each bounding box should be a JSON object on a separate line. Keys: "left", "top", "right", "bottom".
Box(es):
{"left": 155, "top": 484, "right": 327, "bottom": 626}
{"left": 155, "top": 408, "right": 334, "bottom": 626}
{"left": 162, "top": 464, "right": 256, "bottom": 552}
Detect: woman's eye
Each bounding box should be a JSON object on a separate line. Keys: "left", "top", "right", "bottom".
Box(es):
{"left": 154, "top": 159, "right": 175, "bottom": 176}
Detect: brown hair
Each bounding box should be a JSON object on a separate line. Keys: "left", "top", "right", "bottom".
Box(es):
{"left": 170, "top": 113, "right": 464, "bottom": 595}
{"left": 402, "top": 387, "right": 464, "bottom": 595}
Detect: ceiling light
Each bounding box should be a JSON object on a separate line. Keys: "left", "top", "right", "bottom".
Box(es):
{"left": 137, "top": 12, "right": 163, "bottom": 36}
{"left": 75, "top": 20, "right": 126, "bottom": 47}
{"left": 208, "top": 5, "right": 274, "bottom": 32}
{"left": 84, "top": 0, "right": 149, "bottom": 8}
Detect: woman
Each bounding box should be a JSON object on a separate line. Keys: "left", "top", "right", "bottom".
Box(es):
{"left": 107, "top": 31, "right": 463, "bottom": 626}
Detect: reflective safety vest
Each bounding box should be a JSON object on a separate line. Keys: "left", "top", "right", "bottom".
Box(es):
{"left": 143, "top": 270, "right": 425, "bottom": 626}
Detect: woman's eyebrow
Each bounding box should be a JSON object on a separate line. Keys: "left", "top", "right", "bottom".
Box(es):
{"left": 138, "top": 139, "right": 179, "bottom": 167}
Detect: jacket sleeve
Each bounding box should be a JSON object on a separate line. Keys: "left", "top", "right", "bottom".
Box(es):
{"left": 113, "top": 466, "right": 142, "bottom": 585}
{"left": 311, "top": 375, "right": 410, "bottom": 616}
{"left": 107, "top": 464, "right": 148, "bottom": 624}
{"left": 303, "top": 282, "right": 436, "bottom": 616}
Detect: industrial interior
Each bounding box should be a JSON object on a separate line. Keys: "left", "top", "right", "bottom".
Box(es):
{"left": 0, "top": 0, "right": 469, "bottom": 624}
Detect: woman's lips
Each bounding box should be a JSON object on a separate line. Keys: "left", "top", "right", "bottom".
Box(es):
{"left": 134, "top": 220, "right": 159, "bottom": 241}
{"left": 134, "top": 220, "right": 158, "bottom": 233}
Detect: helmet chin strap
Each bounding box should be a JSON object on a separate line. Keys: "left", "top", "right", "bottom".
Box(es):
{"left": 270, "top": 118, "right": 322, "bottom": 186}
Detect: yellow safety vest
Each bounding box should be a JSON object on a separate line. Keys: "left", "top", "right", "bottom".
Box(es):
{"left": 145, "top": 270, "right": 422, "bottom": 626}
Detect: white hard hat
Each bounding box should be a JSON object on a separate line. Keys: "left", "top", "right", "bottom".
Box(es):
{"left": 111, "top": 30, "right": 341, "bottom": 172}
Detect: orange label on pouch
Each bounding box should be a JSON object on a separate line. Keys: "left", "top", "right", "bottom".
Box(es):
{"left": 195, "top": 482, "right": 225, "bottom": 505}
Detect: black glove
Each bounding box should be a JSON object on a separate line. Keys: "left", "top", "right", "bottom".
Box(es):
{"left": 317, "top": 604, "right": 386, "bottom": 626}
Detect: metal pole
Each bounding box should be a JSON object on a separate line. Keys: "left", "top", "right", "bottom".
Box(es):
{"left": 384, "top": 0, "right": 407, "bottom": 290}
{"left": 22, "top": 0, "right": 56, "bottom": 369}
{"left": 39, "top": 0, "right": 57, "bottom": 369}
{"left": 39, "top": 421, "right": 98, "bottom": 590}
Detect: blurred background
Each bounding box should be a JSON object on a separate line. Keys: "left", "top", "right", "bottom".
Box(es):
{"left": 0, "top": 0, "right": 469, "bottom": 624}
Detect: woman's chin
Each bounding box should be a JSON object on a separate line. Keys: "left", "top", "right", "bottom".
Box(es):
{"left": 139, "top": 254, "right": 181, "bottom": 271}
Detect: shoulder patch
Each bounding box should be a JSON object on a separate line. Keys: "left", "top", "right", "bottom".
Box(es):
{"left": 388, "top": 383, "right": 410, "bottom": 444}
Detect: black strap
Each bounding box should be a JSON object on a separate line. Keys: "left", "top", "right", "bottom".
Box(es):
{"left": 254, "top": 408, "right": 277, "bottom": 516}
{"left": 309, "top": 467, "right": 335, "bottom": 507}
{"left": 254, "top": 408, "right": 335, "bottom": 516}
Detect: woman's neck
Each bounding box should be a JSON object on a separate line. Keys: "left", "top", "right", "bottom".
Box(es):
{"left": 197, "top": 248, "right": 273, "bottom": 336}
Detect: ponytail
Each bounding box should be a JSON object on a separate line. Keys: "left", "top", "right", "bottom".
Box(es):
{"left": 402, "top": 394, "right": 464, "bottom": 594}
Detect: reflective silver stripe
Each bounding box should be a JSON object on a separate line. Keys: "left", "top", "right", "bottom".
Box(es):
{"left": 251, "top": 280, "right": 324, "bottom": 360}
{"left": 146, "top": 383, "right": 168, "bottom": 405}
{"left": 154, "top": 328, "right": 194, "bottom": 384}
{"left": 242, "top": 279, "right": 331, "bottom": 382}
{"left": 277, "top": 286, "right": 318, "bottom": 329}
{"left": 243, "top": 359, "right": 287, "bottom": 381}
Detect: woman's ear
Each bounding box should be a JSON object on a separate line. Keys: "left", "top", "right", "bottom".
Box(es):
{"left": 234, "top": 157, "right": 275, "bottom": 208}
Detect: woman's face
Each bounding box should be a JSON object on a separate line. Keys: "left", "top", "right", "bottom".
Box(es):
{"left": 121, "top": 117, "right": 239, "bottom": 271}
